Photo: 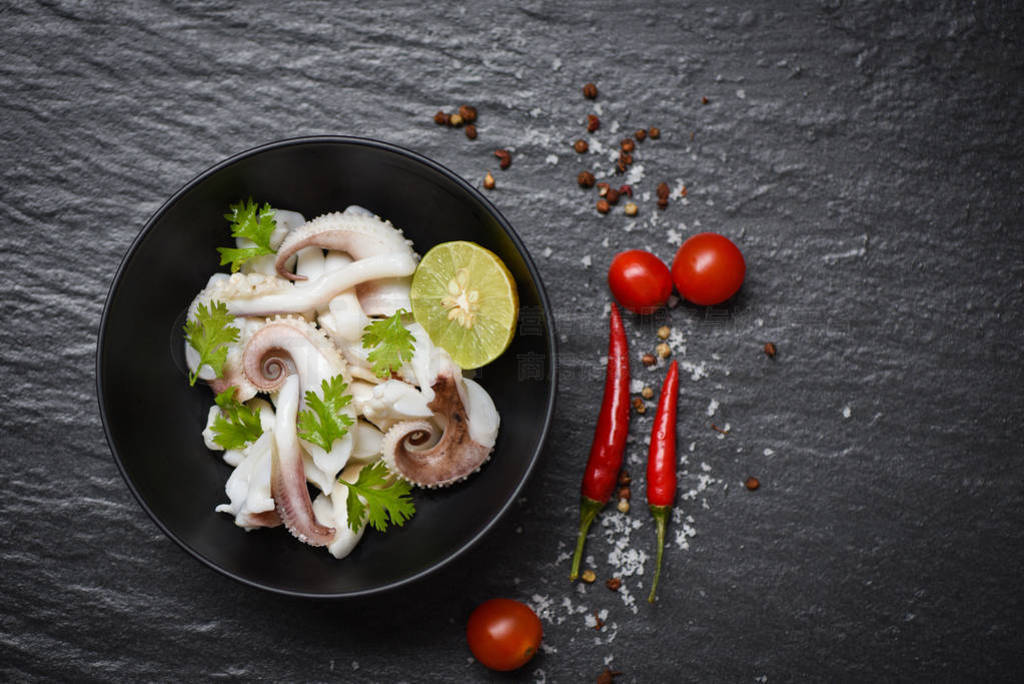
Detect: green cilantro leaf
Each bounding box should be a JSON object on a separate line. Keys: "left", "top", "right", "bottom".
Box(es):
{"left": 183, "top": 300, "right": 239, "bottom": 386}
{"left": 339, "top": 461, "right": 416, "bottom": 532}
{"left": 362, "top": 309, "right": 416, "bottom": 378}
{"left": 216, "top": 199, "right": 277, "bottom": 273}
{"left": 210, "top": 387, "right": 263, "bottom": 450}
{"left": 297, "top": 375, "right": 354, "bottom": 452}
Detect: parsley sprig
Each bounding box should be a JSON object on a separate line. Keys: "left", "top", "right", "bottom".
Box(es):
{"left": 210, "top": 387, "right": 263, "bottom": 449}
{"left": 297, "top": 375, "right": 354, "bottom": 452}
{"left": 183, "top": 300, "right": 239, "bottom": 386}
{"left": 362, "top": 310, "right": 416, "bottom": 378}
{"left": 216, "top": 199, "right": 278, "bottom": 273}
{"left": 339, "top": 461, "right": 415, "bottom": 532}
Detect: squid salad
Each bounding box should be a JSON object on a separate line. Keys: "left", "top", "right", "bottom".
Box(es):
{"left": 183, "top": 203, "right": 502, "bottom": 559}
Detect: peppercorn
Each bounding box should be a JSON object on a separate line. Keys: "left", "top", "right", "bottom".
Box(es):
{"left": 596, "top": 182, "right": 610, "bottom": 197}
{"left": 574, "top": 139, "right": 589, "bottom": 153}
{"left": 657, "top": 198, "right": 669, "bottom": 210}
{"left": 648, "top": 126, "right": 660, "bottom": 139}
{"left": 640, "top": 386, "right": 653, "bottom": 399}
{"left": 701, "top": 96, "right": 709, "bottom": 105}
{"left": 617, "top": 470, "right": 631, "bottom": 485}
{"left": 433, "top": 110, "right": 448, "bottom": 125}
{"left": 587, "top": 114, "right": 600, "bottom": 132}
{"left": 605, "top": 188, "right": 620, "bottom": 205}
{"left": 483, "top": 172, "right": 495, "bottom": 190}
{"left": 605, "top": 577, "right": 622, "bottom": 591}
{"left": 596, "top": 199, "right": 610, "bottom": 214}
{"left": 656, "top": 182, "right": 670, "bottom": 199}
{"left": 745, "top": 476, "right": 760, "bottom": 491}
{"left": 582, "top": 82, "right": 598, "bottom": 99}
{"left": 764, "top": 342, "right": 777, "bottom": 358}
{"left": 616, "top": 499, "right": 630, "bottom": 513}
{"left": 578, "top": 171, "right": 595, "bottom": 188}
{"left": 618, "top": 151, "right": 633, "bottom": 166}
{"left": 657, "top": 325, "right": 671, "bottom": 339}
{"left": 621, "top": 138, "right": 635, "bottom": 153}
{"left": 634, "top": 129, "right": 647, "bottom": 141}
{"left": 632, "top": 397, "right": 646, "bottom": 414}
{"left": 581, "top": 568, "right": 597, "bottom": 583}
{"left": 642, "top": 353, "right": 656, "bottom": 366}
{"left": 449, "top": 113, "right": 464, "bottom": 127}
{"left": 619, "top": 184, "right": 633, "bottom": 197}
{"left": 597, "top": 667, "right": 624, "bottom": 684}
{"left": 494, "top": 148, "right": 511, "bottom": 169}
{"left": 656, "top": 343, "right": 671, "bottom": 359}
{"left": 618, "top": 486, "right": 631, "bottom": 501}
{"left": 464, "top": 124, "right": 477, "bottom": 140}
{"left": 458, "top": 104, "right": 477, "bottom": 122}
{"left": 624, "top": 202, "right": 638, "bottom": 217}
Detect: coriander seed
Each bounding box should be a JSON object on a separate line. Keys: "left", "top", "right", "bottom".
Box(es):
{"left": 483, "top": 172, "right": 495, "bottom": 190}
{"left": 641, "top": 386, "right": 654, "bottom": 399}
{"left": 581, "top": 569, "right": 597, "bottom": 583}
{"left": 617, "top": 499, "right": 630, "bottom": 513}
{"left": 624, "top": 202, "right": 638, "bottom": 216}
{"left": 656, "top": 342, "right": 671, "bottom": 358}
{"left": 657, "top": 325, "right": 671, "bottom": 339}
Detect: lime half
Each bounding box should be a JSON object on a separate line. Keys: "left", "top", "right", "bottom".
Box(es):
{"left": 411, "top": 241, "right": 519, "bottom": 369}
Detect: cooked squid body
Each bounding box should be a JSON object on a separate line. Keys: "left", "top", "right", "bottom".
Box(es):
{"left": 195, "top": 205, "right": 502, "bottom": 557}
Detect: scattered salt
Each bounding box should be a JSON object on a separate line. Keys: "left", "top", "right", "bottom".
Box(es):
{"left": 736, "top": 88, "right": 746, "bottom": 99}
{"left": 582, "top": 255, "right": 592, "bottom": 268}
{"left": 545, "top": 154, "right": 558, "bottom": 165}
{"left": 842, "top": 405, "right": 852, "bottom": 418}
{"left": 542, "top": 247, "right": 552, "bottom": 258}
{"left": 763, "top": 448, "right": 774, "bottom": 456}
{"left": 706, "top": 398, "right": 720, "bottom": 416}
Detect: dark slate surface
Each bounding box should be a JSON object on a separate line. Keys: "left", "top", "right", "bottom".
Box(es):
{"left": 2, "top": 1, "right": 1022, "bottom": 681}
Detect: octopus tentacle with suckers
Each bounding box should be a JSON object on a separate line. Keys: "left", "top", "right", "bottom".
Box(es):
{"left": 185, "top": 204, "right": 501, "bottom": 559}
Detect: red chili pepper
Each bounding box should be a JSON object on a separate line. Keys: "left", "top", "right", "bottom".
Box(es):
{"left": 569, "top": 302, "right": 630, "bottom": 580}
{"left": 646, "top": 360, "right": 679, "bottom": 603}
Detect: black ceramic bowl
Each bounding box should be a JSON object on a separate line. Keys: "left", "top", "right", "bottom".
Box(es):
{"left": 97, "top": 136, "right": 556, "bottom": 598}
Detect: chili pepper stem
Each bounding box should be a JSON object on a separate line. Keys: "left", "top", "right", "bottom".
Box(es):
{"left": 570, "top": 497, "right": 604, "bottom": 580}
{"left": 648, "top": 505, "right": 670, "bottom": 603}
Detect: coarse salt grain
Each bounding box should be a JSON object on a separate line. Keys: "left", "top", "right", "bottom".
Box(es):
{"left": 545, "top": 154, "right": 558, "bottom": 165}
{"left": 706, "top": 398, "right": 719, "bottom": 416}
{"left": 582, "top": 255, "right": 592, "bottom": 268}
{"left": 842, "top": 405, "right": 852, "bottom": 418}
{"left": 764, "top": 448, "right": 775, "bottom": 456}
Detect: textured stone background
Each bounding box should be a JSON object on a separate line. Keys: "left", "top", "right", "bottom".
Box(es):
{"left": 2, "top": 0, "right": 1023, "bottom": 681}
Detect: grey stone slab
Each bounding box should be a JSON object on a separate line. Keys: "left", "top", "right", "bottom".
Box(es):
{"left": 1, "top": 0, "right": 1022, "bottom": 681}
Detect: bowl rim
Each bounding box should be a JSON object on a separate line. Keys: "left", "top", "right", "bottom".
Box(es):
{"left": 95, "top": 134, "right": 558, "bottom": 598}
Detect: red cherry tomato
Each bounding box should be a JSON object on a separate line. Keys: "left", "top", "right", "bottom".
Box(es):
{"left": 670, "top": 233, "right": 746, "bottom": 305}
{"left": 607, "top": 250, "right": 673, "bottom": 314}
{"left": 466, "top": 598, "right": 543, "bottom": 671}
